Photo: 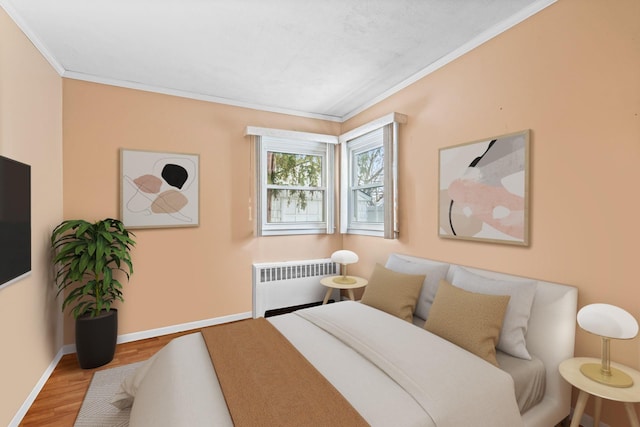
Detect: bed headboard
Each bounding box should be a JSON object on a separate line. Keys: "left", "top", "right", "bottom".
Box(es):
{"left": 387, "top": 253, "right": 578, "bottom": 427}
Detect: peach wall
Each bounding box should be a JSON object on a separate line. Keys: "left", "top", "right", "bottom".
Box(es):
{"left": 0, "top": 8, "right": 63, "bottom": 427}
{"left": 342, "top": 0, "right": 640, "bottom": 425}
{"left": 62, "top": 80, "right": 342, "bottom": 339}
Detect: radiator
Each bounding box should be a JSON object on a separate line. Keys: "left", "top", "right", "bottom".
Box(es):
{"left": 252, "top": 258, "right": 340, "bottom": 318}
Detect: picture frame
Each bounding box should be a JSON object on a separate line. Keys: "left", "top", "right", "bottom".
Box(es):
{"left": 438, "top": 130, "right": 530, "bottom": 246}
{"left": 121, "top": 149, "right": 199, "bottom": 229}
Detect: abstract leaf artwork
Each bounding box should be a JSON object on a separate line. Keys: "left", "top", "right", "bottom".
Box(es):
{"left": 121, "top": 149, "right": 199, "bottom": 228}
{"left": 438, "top": 130, "right": 529, "bottom": 246}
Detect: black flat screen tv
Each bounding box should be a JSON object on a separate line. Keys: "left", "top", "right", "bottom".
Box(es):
{"left": 0, "top": 156, "right": 31, "bottom": 289}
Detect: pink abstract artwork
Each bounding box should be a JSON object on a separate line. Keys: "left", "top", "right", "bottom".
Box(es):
{"left": 439, "top": 130, "right": 529, "bottom": 245}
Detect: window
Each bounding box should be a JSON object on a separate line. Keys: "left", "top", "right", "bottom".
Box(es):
{"left": 340, "top": 113, "right": 405, "bottom": 238}
{"left": 246, "top": 113, "right": 404, "bottom": 238}
{"left": 348, "top": 129, "right": 385, "bottom": 226}
{"left": 255, "top": 135, "right": 335, "bottom": 236}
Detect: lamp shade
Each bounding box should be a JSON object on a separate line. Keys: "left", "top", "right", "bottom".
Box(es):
{"left": 577, "top": 304, "right": 639, "bottom": 339}
{"left": 331, "top": 250, "right": 359, "bottom": 265}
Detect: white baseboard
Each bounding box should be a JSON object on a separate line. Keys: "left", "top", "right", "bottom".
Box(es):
{"left": 62, "top": 311, "right": 252, "bottom": 354}
{"left": 119, "top": 311, "right": 252, "bottom": 342}
{"left": 9, "top": 347, "right": 64, "bottom": 427}
{"left": 14, "top": 311, "right": 252, "bottom": 425}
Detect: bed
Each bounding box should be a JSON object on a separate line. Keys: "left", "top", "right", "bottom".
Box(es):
{"left": 119, "top": 253, "right": 578, "bottom": 427}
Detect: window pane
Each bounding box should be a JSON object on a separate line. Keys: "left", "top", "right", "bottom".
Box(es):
{"left": 353, "top": 186, "right": 384, "bottom": 223}
{"left": 354, "top": 147, "right": 384, "bottom": 186}
{"left": 267, "top": 152, "right": 322, "bottom": 187}
{"left": 267, "top": 189, "right": 324, "bottom": 223}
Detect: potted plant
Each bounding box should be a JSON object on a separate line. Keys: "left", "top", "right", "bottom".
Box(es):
{"left": 51, "top": 218, "right": 135, "bottom": 369}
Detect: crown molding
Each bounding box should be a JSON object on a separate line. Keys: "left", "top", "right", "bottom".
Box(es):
{"left": 62, "top": 71, "right": 344, "bottom": 122}
{"left": 340, "top": 0, "right": 558, "bottom": 122}
{"left": 0, "top": 1, "right": 65, "bottom": 76}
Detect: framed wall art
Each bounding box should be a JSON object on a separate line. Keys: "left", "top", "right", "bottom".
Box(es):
{"left": 121, "top": 149, "right": 199, "bottom": 229}
{"left": 438, "top": 130, "right": 529, "bottom": 246}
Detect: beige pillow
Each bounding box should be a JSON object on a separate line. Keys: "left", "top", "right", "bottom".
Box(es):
{"left": 450, "top": 266, "right": 537, "bottom": 360}
{"left": 424, "top": 280, "right": 510, "bottom": 366}
{"left": 360, "top": 263, "right": 425, "bottom": 322}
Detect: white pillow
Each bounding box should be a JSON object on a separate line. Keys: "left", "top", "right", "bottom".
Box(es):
{"left": 385, "top": 253, "right": 450, "bottom": 320}
{"left": 450, "top": 266, "right": 537, "bottom": 360}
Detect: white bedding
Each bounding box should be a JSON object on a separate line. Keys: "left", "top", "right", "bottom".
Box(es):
{"left": 128, "top": 332, "right": 233, "bottom": 427}
{"left": 130, "top": 302, "right": 523, "bottom": 427}
{"left": 290, "top": 301, "right": 524, "bottom": 426}
{"left": 409, "top": 315, "right": 546, "bottom": 414}
{"left": 127, "top": 254, "right": 578, "bottom": 427}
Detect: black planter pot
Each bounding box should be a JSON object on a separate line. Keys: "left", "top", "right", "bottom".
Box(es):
{"left": 75, "top": 309, "right": 118, "bottom": 369}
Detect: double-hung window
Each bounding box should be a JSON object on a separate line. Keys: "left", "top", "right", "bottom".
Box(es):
{"left": 247, "top": 113, "right": 403, "bottom": 238}
{"left": 254, "top": 134, "right": 335, "bottom": 236}
{"left": 340, "top": 113, "right": 405, "bottom": 239}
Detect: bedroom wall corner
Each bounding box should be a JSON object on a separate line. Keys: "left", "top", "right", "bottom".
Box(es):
{"left": 0, "top": 7, "right": 64, "bottom": 427}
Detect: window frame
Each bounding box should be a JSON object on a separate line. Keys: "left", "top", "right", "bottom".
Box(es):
{"left": 255, "top": 135, "right": 335, "bottom": 236}
{"left": 339, "top": 113, "right": 405, "bottom": 239}
{"left": 344, "top": 128, "right": 386, "bottom": 234}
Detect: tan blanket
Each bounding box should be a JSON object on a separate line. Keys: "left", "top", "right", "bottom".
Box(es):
{"left": 201, "top": 318, "right": 369, "bottom": 427}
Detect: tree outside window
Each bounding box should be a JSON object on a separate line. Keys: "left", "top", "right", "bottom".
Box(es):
{"left": 255, "top": 136, "right": 334, "bottom": 236}
{"left": 352, "top": 146, "right": 384, "bottom": 223}
{"left": 266, "top": 151, "right": 324, "bottom": 223}
{"left": 340, "top": 120, "right": 400, "bottom": 239}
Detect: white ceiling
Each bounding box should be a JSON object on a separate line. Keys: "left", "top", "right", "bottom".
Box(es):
{"left": 2, "top": 0, "right": 555, "bottom": 121}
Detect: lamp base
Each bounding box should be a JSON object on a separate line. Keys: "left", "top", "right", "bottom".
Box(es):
{"left": 332, "top": 275, "right": 356, "bottom": 285}
{"left": 580, "top": 363, "right": 634, "bottom": 388}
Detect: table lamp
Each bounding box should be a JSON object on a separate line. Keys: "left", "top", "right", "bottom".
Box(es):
{"left": 577, "top": 303, "right": 639, "bottom": 387}
{"left": 330, "top": 250, "right": 358, "bottom": 284}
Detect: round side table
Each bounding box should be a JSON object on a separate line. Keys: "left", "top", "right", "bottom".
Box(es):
{"left": 559, "top": 357, "right": 640, "bottom": 427}
{"left": 320, "top": 276, "right": 368, "bottom": 304}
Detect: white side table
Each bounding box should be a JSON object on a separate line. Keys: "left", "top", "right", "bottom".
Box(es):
{"left": 559, "top": 357, "right": 640, "bottom": 427}
{"left": 320, "top": 276, "right": 368, "bottom": 304}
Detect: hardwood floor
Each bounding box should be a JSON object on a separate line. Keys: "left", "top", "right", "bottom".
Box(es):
{"left": 19, "top": 330, "right": 196, "bottom": 427}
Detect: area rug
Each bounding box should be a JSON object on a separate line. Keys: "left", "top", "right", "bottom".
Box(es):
{"left": 74, "top": 361, "right": 146, "bottom": 427}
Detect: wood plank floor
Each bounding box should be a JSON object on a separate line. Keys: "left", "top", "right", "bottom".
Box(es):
{"left": 19, "top": 329, "right": 196, "bottom": 427}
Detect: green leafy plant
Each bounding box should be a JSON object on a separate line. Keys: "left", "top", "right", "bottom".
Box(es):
{"left": 51, "top": 218, "right": 135, "bottom": 319}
